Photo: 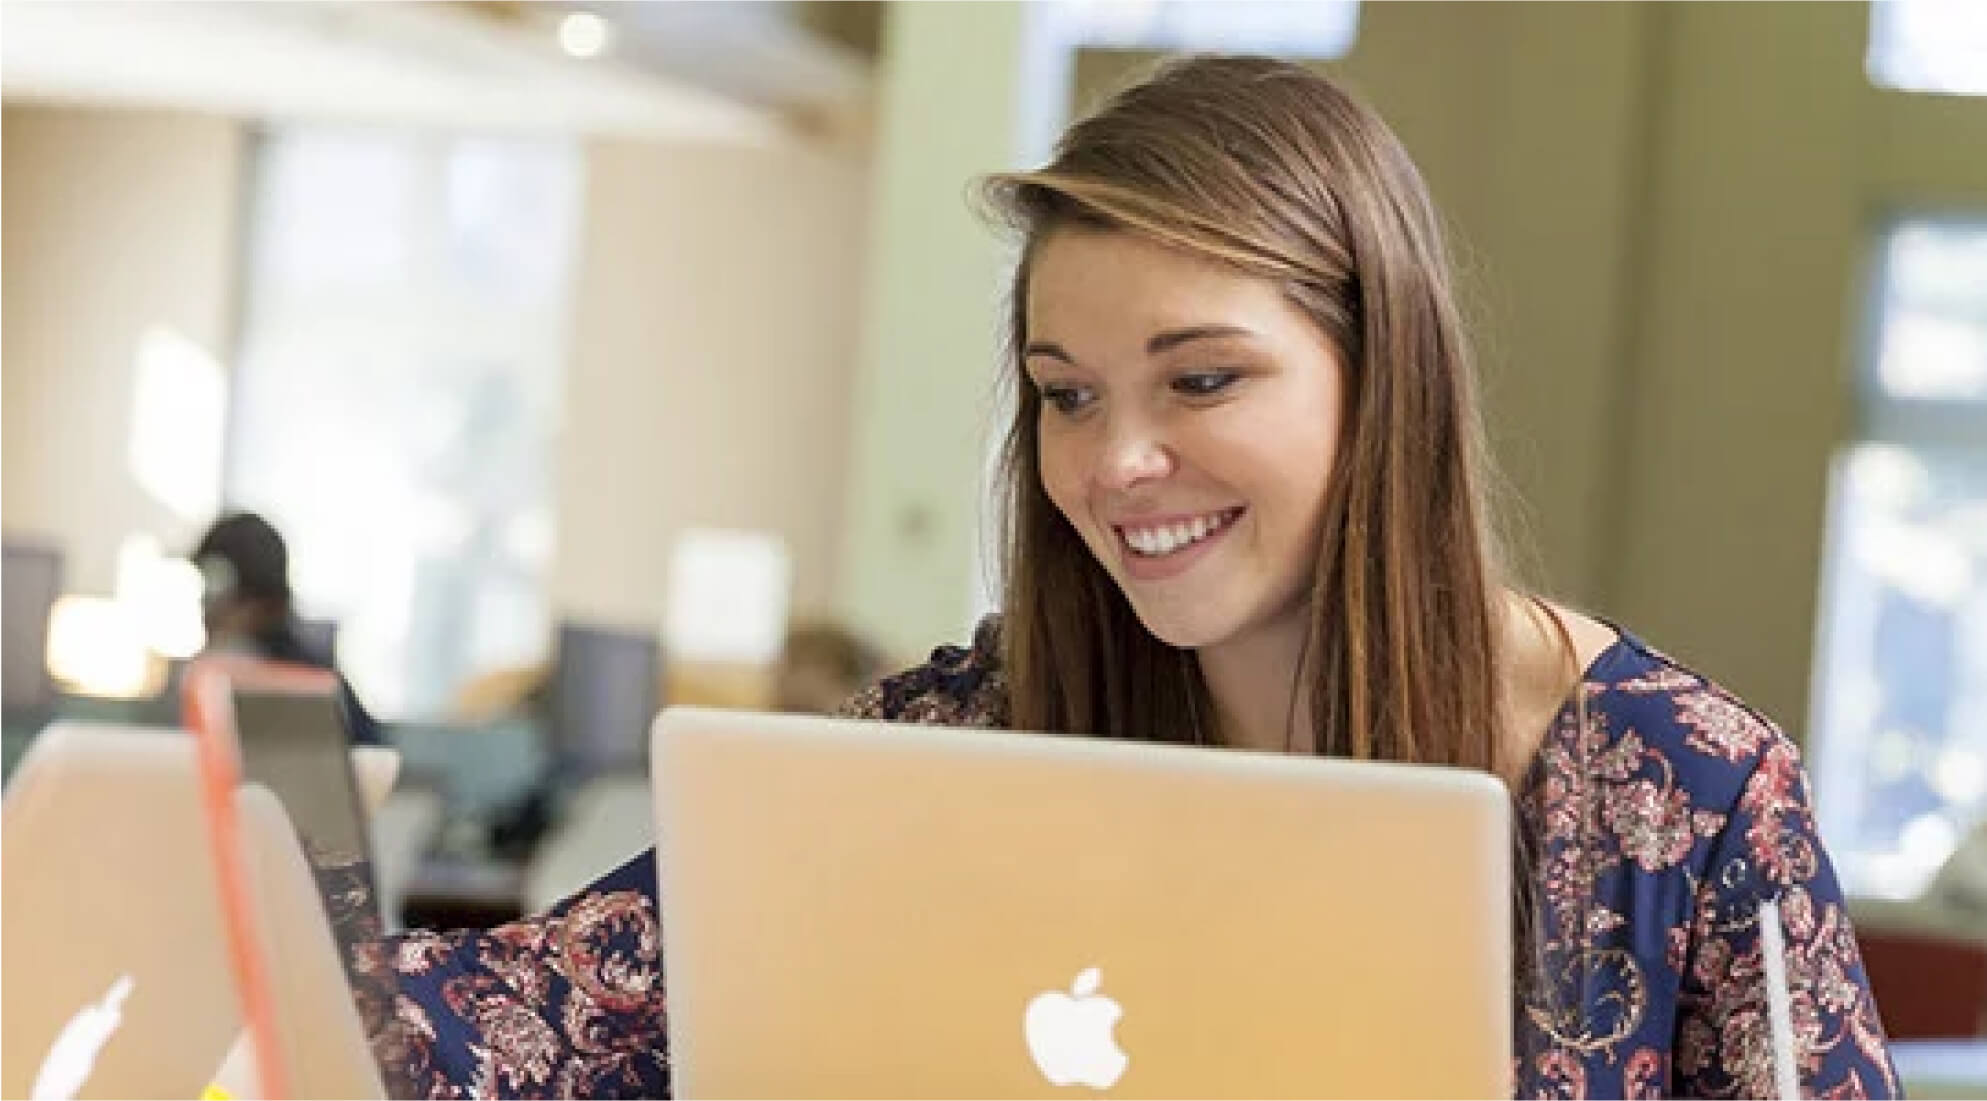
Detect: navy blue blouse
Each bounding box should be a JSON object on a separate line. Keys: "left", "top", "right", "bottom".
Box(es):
{"left": 343, "top": 620, "right": 1898, "bottom": 1098}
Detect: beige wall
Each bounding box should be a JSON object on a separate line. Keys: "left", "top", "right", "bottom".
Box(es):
{"left": 1, "top": 105, "right": 246, "bottom": 594}
{"left": 835, "top": 1, "right": 1043, "bottom": 663}
{"left": 0, "top": 21, "right": 889, "bottom": 708}
{"left": 1604, "top": 3, "right": 1869, "bottom": 734}
{"left": 553, "top": 138, "right": 868, "bottom": 634}
{"left": 1072, "top": 3, "right": 1987, "bottom": 733}
{"left": 0, "top": 103, "right": 870, "bottom": 651}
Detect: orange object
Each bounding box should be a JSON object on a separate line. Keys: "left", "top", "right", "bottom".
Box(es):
{"left": 183, "top": 656, "right": 341, "bottom": 1101}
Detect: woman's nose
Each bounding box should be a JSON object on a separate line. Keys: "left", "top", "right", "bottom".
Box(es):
{"left": 1094, "top": 414, "right": 1174, "bottom": 492}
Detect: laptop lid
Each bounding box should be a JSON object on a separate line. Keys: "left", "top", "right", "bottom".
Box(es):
{"left": 1, "top": 723, "right": 387, "bottom": 1100}
{"left": 201, "top": 660, "right": 384, "bottom": 928}
{"left": 3, "top": 724, "right": 245, "bottom": 1100}
{"left": 651, "top": 706, "right": 1513, "bottom": 1100}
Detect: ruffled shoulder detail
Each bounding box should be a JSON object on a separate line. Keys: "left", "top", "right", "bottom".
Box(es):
{"left": 835, "top": 615, "right": 1008, "bottom": 728}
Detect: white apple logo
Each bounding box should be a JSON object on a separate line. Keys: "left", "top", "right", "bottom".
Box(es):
{"left": 32, "top": 974, "right": 134, "bottom": 1100}
{"left": 1024, "top": 967, "right": 1129, "bottom": 1090}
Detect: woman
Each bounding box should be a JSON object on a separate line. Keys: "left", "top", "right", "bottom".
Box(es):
{"left": 344, "top": 56, "right": 1896, "bottom": 1098}
{"left": 190, "top": 511, "right": 383, "bottom": 747}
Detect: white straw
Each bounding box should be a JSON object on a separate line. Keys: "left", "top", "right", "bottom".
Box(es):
{"left": 1758, "top": 895, "right": 1801, "bottom": 1100}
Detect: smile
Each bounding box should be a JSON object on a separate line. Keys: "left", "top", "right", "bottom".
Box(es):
{"left": 1115, "top": 507, "right": 1244, "bottom": 559}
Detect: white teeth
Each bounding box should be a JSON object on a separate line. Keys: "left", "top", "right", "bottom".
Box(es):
{"left": 1123, "top": 509, "right": 1234, "bottom": 558}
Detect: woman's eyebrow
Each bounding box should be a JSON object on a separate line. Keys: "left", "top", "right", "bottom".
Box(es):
{"left": 1023, "top": 340, "right": 1074, "bottom": 363}
{"left": 1026, "top": 325, "right": 1257, "bottom": 363}
{"left": 1146, "top": 324, "right": 1256, "bottom": 354}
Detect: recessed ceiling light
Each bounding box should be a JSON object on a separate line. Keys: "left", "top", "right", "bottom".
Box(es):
{"left": 558, "top": 11, "right": 611, "bottom": 60}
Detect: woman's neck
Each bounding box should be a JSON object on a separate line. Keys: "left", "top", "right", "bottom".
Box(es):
{"left": 1492, "top": 590, "right": 1618, "bottom": 782}
{"left": 1192, "top": 590, "right": 1611, "bottom": 772}
{"left": 1194, "top": 604, "right": 1315, "bottom": 754}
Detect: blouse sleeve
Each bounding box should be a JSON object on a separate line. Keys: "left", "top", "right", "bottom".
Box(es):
{"left": 1672, "top": 737, "right": 1899, "bottom": 1099}
{"left": 340, "top": 619, "right": 1004, "bottom": 1097}
{"left": 342, "top": 851, "right": 670, "bottom": 1099}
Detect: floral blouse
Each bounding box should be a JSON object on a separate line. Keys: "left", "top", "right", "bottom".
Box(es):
{"left": 342, "top": 618, "right": 1898, "bottom": 1099}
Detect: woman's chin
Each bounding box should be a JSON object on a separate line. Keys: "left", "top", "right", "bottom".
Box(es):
{"left": 1125, "top": 601, "right": 1236, "bottom": 653}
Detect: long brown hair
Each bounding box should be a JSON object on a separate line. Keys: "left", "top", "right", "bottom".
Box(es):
{"left": 985, "top": 55, "right": 1503, "bottom": 766}
{"left": 982, "top": 54, "right": 1561, "bottom": 1004}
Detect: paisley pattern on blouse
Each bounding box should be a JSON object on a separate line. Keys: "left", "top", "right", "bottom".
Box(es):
{"left": 343, "top": 617, "right": 1896, "bottom": 1098}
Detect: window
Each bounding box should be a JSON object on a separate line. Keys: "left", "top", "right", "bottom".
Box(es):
{"left": 1812, "top": 218, "right": 1987, "bottom": 899}
{"left": 227, "top": 129, "right": 581, "bottom": 720}
{"left": 1868, "top": 0, "right": 1987, "bottom": 97}
{"left": 1059, "top": 0, "right": 1359, "bottom": 59}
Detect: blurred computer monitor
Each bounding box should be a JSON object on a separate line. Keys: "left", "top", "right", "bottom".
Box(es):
{"left": 292, "top": 618, "right": 339, "bottom": 665}
{"left": 2, "top": 539, "right": 63, "bottom": 721}
{"left": 550, "top": 621, "right": 661, "bottom": 778}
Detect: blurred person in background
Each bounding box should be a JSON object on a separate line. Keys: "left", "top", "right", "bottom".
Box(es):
{"left": 192, "top": 511, "right": 382, "bottom": 746}
{"left": 773, "top": 620, "right": 886, "bottom": 715}
{"left": 325, "top": 57, "right": 1895, "bottom": 1098}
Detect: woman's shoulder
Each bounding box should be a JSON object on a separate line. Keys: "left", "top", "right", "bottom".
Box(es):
{"left": 1572, "top": 624, "right": 1806, "bottom": 817}
{"left": 835, "top": 615, "right": 1009, "bottom": 728}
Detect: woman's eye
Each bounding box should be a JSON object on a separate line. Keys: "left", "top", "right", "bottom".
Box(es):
{"left": 1173, "top": 371, "right": 1240, "bottom": 398}
{"left": 1039, "top": 384, "right": 1096, "bottom": 415}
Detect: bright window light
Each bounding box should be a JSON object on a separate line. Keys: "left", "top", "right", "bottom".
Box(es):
{"left": 229, "top": 131, "right": 578, "bottom": 719}
{"left": 115, "top": 533, "right": 206, "bottom": 660}
{"left": 1811, "top": 217, "right": 1987, "bottom": 901}
{"left": 664, "top": 529, "right": 792, "bottom": 665}
{"left": 1061, "top": 0, "right": 1360, "bottom": 59}
{"left": 1868, "top": 0, "right": 1987, "bottom": 97}
{"left": 1874, "top": 223, "right": 1987, "bottom": 400}
{"left": 127, "top": 326, "right": 227, "bottom": 523}
{"left": 46, "top": 596, "right": 157, "bottom": 700}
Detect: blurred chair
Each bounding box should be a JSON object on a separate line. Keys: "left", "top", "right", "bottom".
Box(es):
{"left": 1856, "top": 930, "right": 1987, "bottom": 1039}
{"left": 451, "top": 663, "right": 547, "bottom": 723}
{"left": 772, "top": 619, "right": 883, "bottom": 714}
{"left": 387, "top": 718, "right": 548, "bottom": 821}
{"left": 369, "top": 783, "right": 446, "bottom": 933}
{"left": 521, "top": 772, "right": 654, "bottom": 913}
{"left": 385, "top": 718, "right": 544, "bottom": 929}
{"left": 1852, "top": 819, "right": 1987, "bottom": 1040}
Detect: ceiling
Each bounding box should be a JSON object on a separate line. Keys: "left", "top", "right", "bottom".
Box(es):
{"left": 0, "top": 1, "right": 873, "bottom": 145}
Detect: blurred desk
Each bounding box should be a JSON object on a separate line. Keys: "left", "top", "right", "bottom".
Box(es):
{"left": 400, "top": 854, "right": 526, "bottom": 930}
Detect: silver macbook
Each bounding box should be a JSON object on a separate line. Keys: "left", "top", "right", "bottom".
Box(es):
{"left": 1, "top": 723, "right": 392, "bottom": 1099}
{"left": 652, "top": 706, "right": 1513, "bottom": 1099}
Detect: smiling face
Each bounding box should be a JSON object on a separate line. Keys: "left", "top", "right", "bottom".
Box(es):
{"left": 1024, "top": 227, "right": 1348, "bottom": 655}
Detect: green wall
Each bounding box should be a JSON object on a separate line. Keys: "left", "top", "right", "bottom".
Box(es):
{"left": 1070, "top": 3, "right": 1987, "bottom": 733}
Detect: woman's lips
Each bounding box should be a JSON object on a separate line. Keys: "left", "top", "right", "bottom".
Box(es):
{"left": 1112, "top": 506, "right": 1244, "bottom": 581}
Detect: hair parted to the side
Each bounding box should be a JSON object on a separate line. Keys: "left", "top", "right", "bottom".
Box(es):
{"left": 983, "top": 54, "right": 1502, "bottom": 765}
{"left": 979, "top": 54, "right": 1558, "bottom": 1001}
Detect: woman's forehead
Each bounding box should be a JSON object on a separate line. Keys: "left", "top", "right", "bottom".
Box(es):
{"left": 1025, "top": 229, "right": 1297, "bottom": 350}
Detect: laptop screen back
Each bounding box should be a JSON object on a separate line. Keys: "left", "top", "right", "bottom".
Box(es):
{"left": 231, "top": 686, "right": 379, "bottom": 917}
